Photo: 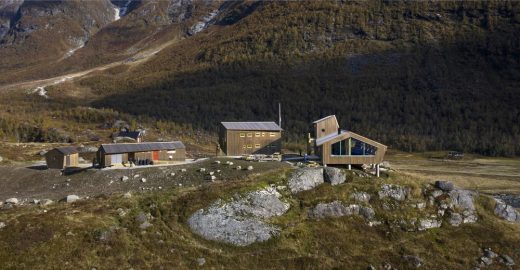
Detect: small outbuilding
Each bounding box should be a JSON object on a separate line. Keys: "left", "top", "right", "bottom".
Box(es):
{"left": 45, "top": 146, "right": 80, "bottom": 169}
{"left": 97, "top": 141, "right": 186, "bottom": 168}
{"left": 114, "top": 130, "right": 145, "bottom": 143}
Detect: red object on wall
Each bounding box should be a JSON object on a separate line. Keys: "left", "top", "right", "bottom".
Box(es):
{"left": 153, "top": 151, "right": 159, "bottom": 161}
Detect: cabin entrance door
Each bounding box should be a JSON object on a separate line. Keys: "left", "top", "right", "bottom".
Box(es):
{"left": 65, "top": 155, "right": 71, "bottom": 167}
{"left": 153, "top": 151, "right": 159, "bottom": 161}
{"left": 111, "top": 154, "right": 122, "bottom": 165}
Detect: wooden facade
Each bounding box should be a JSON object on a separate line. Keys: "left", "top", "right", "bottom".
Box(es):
{"left": 45, "top": 147, "right": 79, "bottom": 169}
{"left": 313, "top": 115, "right": 387, "bottom": 172}
{"left": 97, "top": 142, "right": 186, "bottom": 168}
{"left": 219, "top": 122, "right": 283, "bottom": 156}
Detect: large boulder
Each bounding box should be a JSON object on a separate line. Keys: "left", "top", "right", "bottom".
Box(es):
{"left": 287, "top": 168, "right": 324, "bottom": 193}
{"left": 378, "top": 184, "right": 410, "bottom": 201}
{"left": 65, "top": 195, "right": 80, "bottom": 203}
{"left": 324, "top": 167, "right": 347, "bottom": 185}
{"left": 5, "top": 198, "right": 18, "bottom": 205}
{"left": 494, "top": 199, "right": 520, "bottom": 223}
{"left": 188, "top": 188, "right": 289, "bottom": 246}
{"left": 449, "top": 189, "right": 476, "bottom": 211}
{"left": 418, "top": 218, "right": 442, "bottom": 231}
{"left": 435, "top": 180, "right": 454, "bottom": 192}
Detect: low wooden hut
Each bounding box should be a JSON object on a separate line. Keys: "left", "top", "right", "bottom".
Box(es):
{"left": 45, "top": 146, "right": 80, "bottom": 169}
{"left": 312, "top": 115, "right": 387, "bottom": 176}
{"left": 97, "top": 141, "right": 185, "bottom": 168}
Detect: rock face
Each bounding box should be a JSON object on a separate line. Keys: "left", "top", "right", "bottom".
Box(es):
{"left": 494, "top": 199, "right": 520, "bottom": 223}
{"left": 448, "top": 189, "right": 478, "bottom": 223}
{"left": 435, "top": 180, "right": 454, "bottom": 192}
{"left": 448, "top": 212, "right": 463, "bottom": 226}
{"left": 288, "top": 168, "right": 324, "bottom": 193}
{"left": 324, "top": 167, "right": 347, "bottom": 185}
{"left": 309, "top": 201, "right": 375, "bottom": 221}
{"left": 494, "top": 194, "right": 520, "bottom": 208}
{"left": 378, "top": 184, "right": 410, "bottom": 201}
{"left": 188, "top": 188, "right": 289, "bottom": 246}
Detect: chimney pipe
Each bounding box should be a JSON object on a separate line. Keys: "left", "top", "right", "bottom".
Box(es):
{"left": 278, "top": 102, "right": 282, "bottom": 128}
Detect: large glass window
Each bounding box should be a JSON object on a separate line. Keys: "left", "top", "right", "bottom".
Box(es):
{"left": 331, "top": 138, "right": 377, "bottom": 156}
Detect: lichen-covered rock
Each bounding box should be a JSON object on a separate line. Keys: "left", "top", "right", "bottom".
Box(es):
{"left": 288, "top": 168, "right": 324, "bottom": 193}
{"left": 448, "top": 212, "right": 463, "bottom": 226}
{"left": 309, "top": 201, "right": 359, "bottom": 219}
{"left": 494, "top": 199, "right": 520, "bottom": 223}
{"left": 378, "top": 184, "right": 410, "bottom": 201}
{"left": 324, "top": 167, "right": 347, "bottom": 185}
{"left": 350, "top": 192, "right": 371, "bottom": 203}
{"left": 308, "top": 201, "right": 375, "bottom": 221}
{"left": 188, "top": 188, "right": 289, "bottom": 246}
{"left": 449, "top": 189, "right": 476, "bottom": 212}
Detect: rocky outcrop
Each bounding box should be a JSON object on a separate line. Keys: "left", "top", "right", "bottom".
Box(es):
{"left": 418, "top": 218, "right": 442, "bottom": 230}
{"left": 378, "top": 184, "right": 410, "bottom": 201}
{"left": 494, "top": 199, "right": 520, "bottom": 223}
{"left": 435, "top": 180, "right": 454, "bottom": 192}
{"left": 494, "top": 194, "right": 520, "bottom": 208}
{"left": 448, "top": 189, "right": 478, "bottom": 223}
{"left": 188, "top": 188, "right": 289, "bottom": 246}
{"left": 323, "top": 167, "right": 347, "bottom": 185}
{"left": 308, "top": 201, "right": 375, "bottom": 221}
{"left": 288, "top": 168, "right": 324, "bottom": 193}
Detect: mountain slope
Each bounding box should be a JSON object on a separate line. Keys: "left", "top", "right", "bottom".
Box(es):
{"left": 0, "top": 0, "right": 519, "bottom": 156}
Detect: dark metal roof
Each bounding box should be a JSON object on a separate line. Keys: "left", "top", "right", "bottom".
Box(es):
{"left": 100, "top": 141, "right": 185, "bottom": 154}
{"left": 54, "top": 146, "right": 79, "bottom": 155}
{"left": 221, "top": 122, "right": 283, "bottom": 131}
{"left": 117, "top": 131, "right": 142, "bottom": 139}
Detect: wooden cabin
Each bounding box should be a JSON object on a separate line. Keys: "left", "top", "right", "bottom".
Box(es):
{"left": 97, "top": 141, "right": 185, "bottom": 168}
{"left": 219, "top": 122, "right": 283, "bottom": 156}
{"left": 312, "top": 115, "right": 387, "bottom": 176}
{"left": 45, "top": 146, "right": 79, "bottom": 169}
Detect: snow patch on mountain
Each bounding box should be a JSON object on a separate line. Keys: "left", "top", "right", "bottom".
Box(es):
{"left": 188, "top": 9, "right": 219, "bottom": 35}
{"left": 113, "top": 7, "right": 120, "bottom": 21}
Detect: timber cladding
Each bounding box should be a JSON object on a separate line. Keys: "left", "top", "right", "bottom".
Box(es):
{"left": 97, "top": 142, "right": 186, "bottom": 168}
{"left": 219, "top": 122, "right": 283, "bottom": 156}
{"left": 45, "top": 147, "right": 80, "bottom": 169}
{"left": 313, "top": 115, "right": 387, "bottom": 166}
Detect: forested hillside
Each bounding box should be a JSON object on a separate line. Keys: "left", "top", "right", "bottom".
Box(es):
{"left": 0, "top": 1, "right": 518, "bottom": 156}
{"left": 87, "top": 1, "right": 520, "bottom": 156}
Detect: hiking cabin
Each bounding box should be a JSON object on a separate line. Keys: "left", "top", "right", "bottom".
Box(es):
{"left": 219, "top": 122, "right": 283, "bottom": 156}
{"left": 115, "top": 130, "right": 144, "bottom": 143}
{"left": 312, "top": 115, "right": 387, "bottom": 176}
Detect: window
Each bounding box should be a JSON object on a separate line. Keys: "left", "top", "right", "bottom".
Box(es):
{"left": 247, "top": 133, "right": 253, "bottom": 137}
{"left": 331, "top": 138, "right": 377, "bottom": 156}
{"left": 269, "top": 132, "right": 276, "bottom": 137}
{"left": 240, "top": 133, "right": 245, "bottom": 138}
{"left": 255, "top": 132, "right": 261, "bottom": 137}
{"left": 247, "top": 144, "right": 253, "bottom": 148}
{"left": 255, "top": 144, "right": 261, "bottom": 148}
{"left": 271, "top": 144, "right": 276, "bottom": 148}
{"left": 261, "top": 132, "right": 266, "bottom": 137}
{"left": 243, "top": 145, "right": 247, "bottom": 149}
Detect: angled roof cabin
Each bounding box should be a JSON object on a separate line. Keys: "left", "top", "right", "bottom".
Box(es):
{"left": 115, "top": 131, "right": 144, "bottom": 143}
{"left": 97, "top": 141, "right": 186, "bottom": 168}
{"left": 219, "top": 121, "right": 283, "bottom": 156}
{"left": 45, "top": 146, "right": 80, "bottom": 169}
{"left": 312, "top": 115, "right": 387, "bottom": 175}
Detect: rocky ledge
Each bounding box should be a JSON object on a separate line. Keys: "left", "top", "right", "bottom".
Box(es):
{"left": 188, "top": 187, "right": 290, "bottom": 246}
